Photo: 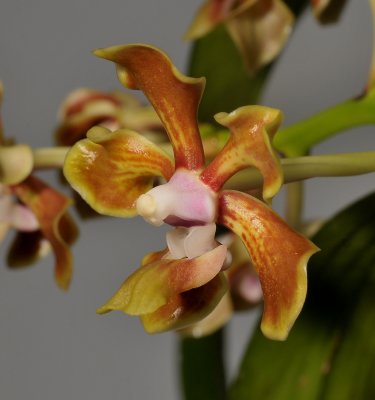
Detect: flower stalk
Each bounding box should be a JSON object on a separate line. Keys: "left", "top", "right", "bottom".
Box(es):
{"left": 274, "top": 91, "right": 375, "bottom": 157}
{"left": 31, "top": 147, "right": 375, "bottom": 188}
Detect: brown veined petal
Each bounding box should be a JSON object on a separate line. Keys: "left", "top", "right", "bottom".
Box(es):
{"left": 12, "top": 176, "right": 78, "bottom": 290}
{"left": 63, "top": 126, "right": 174, "bottom": 217}
{"left": 218, "top": 190, "right": 319, "bottom": 340}
{"left": 224, "top": 0, "right": 294, "bottom": 73}
{"left": 311, "top": 0, "right": 347, "bottom": 24}
{"left": 94, "top": 44, "right": 206, "bottom": 171}
{"left": 200, "top": 105, "right": 283, "bottom": 202}
{"left": 97, "top": 244, "right": 227, "bottom": 316}
{"left": 141, "top": 273, "right": 228, "bottom": 334}
{"left": 185, "top": 0, "right": 257, "bottom": 39}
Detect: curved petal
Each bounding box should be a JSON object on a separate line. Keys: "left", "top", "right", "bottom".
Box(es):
{"left": 63, "top": 126, "right": 174, "bottom": 217}
{"left": 225, "top": 0, "right": 294, "bottom": 73}
{"left": 94, "top": 44, "right": 205, "bottom": 170}
{"left": 311, "top": 0, "right": 347, "bottom": 24}
{"left": 97, "top": 245, "right": 227, "bottom": 316}
{"left": 218, "top": 190, "right": 319, "bottom": 340}
{"left": 200, "top": 105, "right": 283, "bottom": 202}
{"left": 12, "top": 176, "right": 77, "bottom": 290}
{"left": 177, "top": 291, "right": 233, "bottom": 338}
{"left": 185, "top": 0, "right": 257, "bottom": 39}
{"left": 141, "top": 273, "right": 228, "bottom": 333}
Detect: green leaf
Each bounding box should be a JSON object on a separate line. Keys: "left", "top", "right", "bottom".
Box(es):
{"left": 230, "top": 192, "right": 375, "bottom": 400}
{"left": 180, "top": 329, "right": 227, "bottom": 400}
{"left": 188, "top": 25, "right": 272, "bottom": 122}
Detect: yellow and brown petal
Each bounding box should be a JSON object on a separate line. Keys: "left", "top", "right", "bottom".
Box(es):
{"left": 56, "top": 88, "right": 164, "bottom": 146}
{"left": 141, "top": 273, "right": 228, "bottom": 333}
{"left": 11, "top": 176, "right": 78, "bottom": 290}
{"left": 64, "top": 126, "right": 174, "bottom": 217}
{"left": 94, "top": 44, "right": 206, "bottom": 171}
{"left": 97, "top": 245, "right": 227, "bottom": 317}
{"left": 218, "top": 190, "right": 319, "bottom": 340}
{"left": 200, "top": 105, "right": 283, "bottom": 202}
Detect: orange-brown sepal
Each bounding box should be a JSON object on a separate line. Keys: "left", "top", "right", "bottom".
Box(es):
{"left": 94, "top": 44, "right": 205, "bottom": 170}
{"left": 63, "top": 126, "right": 174, "bottom": 217}
{"left": 97, "top": 245, "right": 227, "bottom": 316}
{"left": 11, "top": 176, "right": 78, "bottom": 290}
{"left": 141, "top": 273, "right": 228, "bottom": 333}
{"left": 218, "top": 190, "right": 319, "bottom": 340}
{"left": 200, "top": 105, "right": 283, "bottom": 202}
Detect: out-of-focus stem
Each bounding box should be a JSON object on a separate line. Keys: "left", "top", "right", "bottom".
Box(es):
{"left": 225, "top": 151, "right": 375, "bottom": 190}
{"left": 33, "top": 147, "right": 69, "bottom": 169}
{"left": 285, "top": 181, "right": 304, "bottom": 229}
{"left": 273, "top": 91, "right": 375, "bottom": 157}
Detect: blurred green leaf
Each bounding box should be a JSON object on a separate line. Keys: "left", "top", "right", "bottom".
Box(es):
{"left": 180, "top": 329, "right": 227, "bottom": 400}
{"left": 188, "top": 25, "right": 271, "bottom": 122}
{"left": 230, "top": 192, "right": 375, "bottom": 400}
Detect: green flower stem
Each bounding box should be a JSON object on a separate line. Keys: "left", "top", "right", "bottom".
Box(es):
{"left": 32, "top": 147, "right": 375, "bottom": 187}
{"left": 224, "top": 151, "right": 375, "bottom": 191}
{"left": 33, "top": 147, "right": 69, "bottom": 169}
{"left": 273, "top": 91, "right": 375, "bottom": 157}
{"left": 285, "top": 181, "right": 304, "bottom": 229}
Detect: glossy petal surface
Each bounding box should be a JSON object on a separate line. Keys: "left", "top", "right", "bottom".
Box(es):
{"left": 218, "top": 190, "right": 319, "bottom": 340}
{"left": 64, "top": 126, "right": 174, "bottom": 217}
{"left": 141, "top": 273, "right": 228, "bottom": 333}
{"left": 12, "top": 176, "right": 77, "bottom": 289}
{"left": 94, "top": 44, "right": 205, "bottom": 170}
{"left": 97, "top": 245, "right": 227, "bottom": 316}
{"left": 201, "top": 105, "right": 283, "bottom": 202}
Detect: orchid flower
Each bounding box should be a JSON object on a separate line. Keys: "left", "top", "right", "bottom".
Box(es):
{"left": 56, "top": 88, "right": 164, "bottom": 146}
{"left": 179, "top": 233, "right": 263, "bottom": 338}
{"left": 0, "top": 83, "right": 77, "bottom": 290}
{"left": 185, "top": 0, "right": 347, "bottom": 73}
{"left": 185, "top": 0, "right": 294, "bottom": 73}
{"left": 63, "top": 44, "right": 318, "bottom": 340}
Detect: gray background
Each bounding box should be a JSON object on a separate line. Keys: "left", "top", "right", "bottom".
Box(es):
{"left": 0, "top": 1, "right": 374, "bottom": 399}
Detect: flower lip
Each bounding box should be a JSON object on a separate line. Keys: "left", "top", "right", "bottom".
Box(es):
{"left": 136, "top": 169, "right": 217, "bottom": 227}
